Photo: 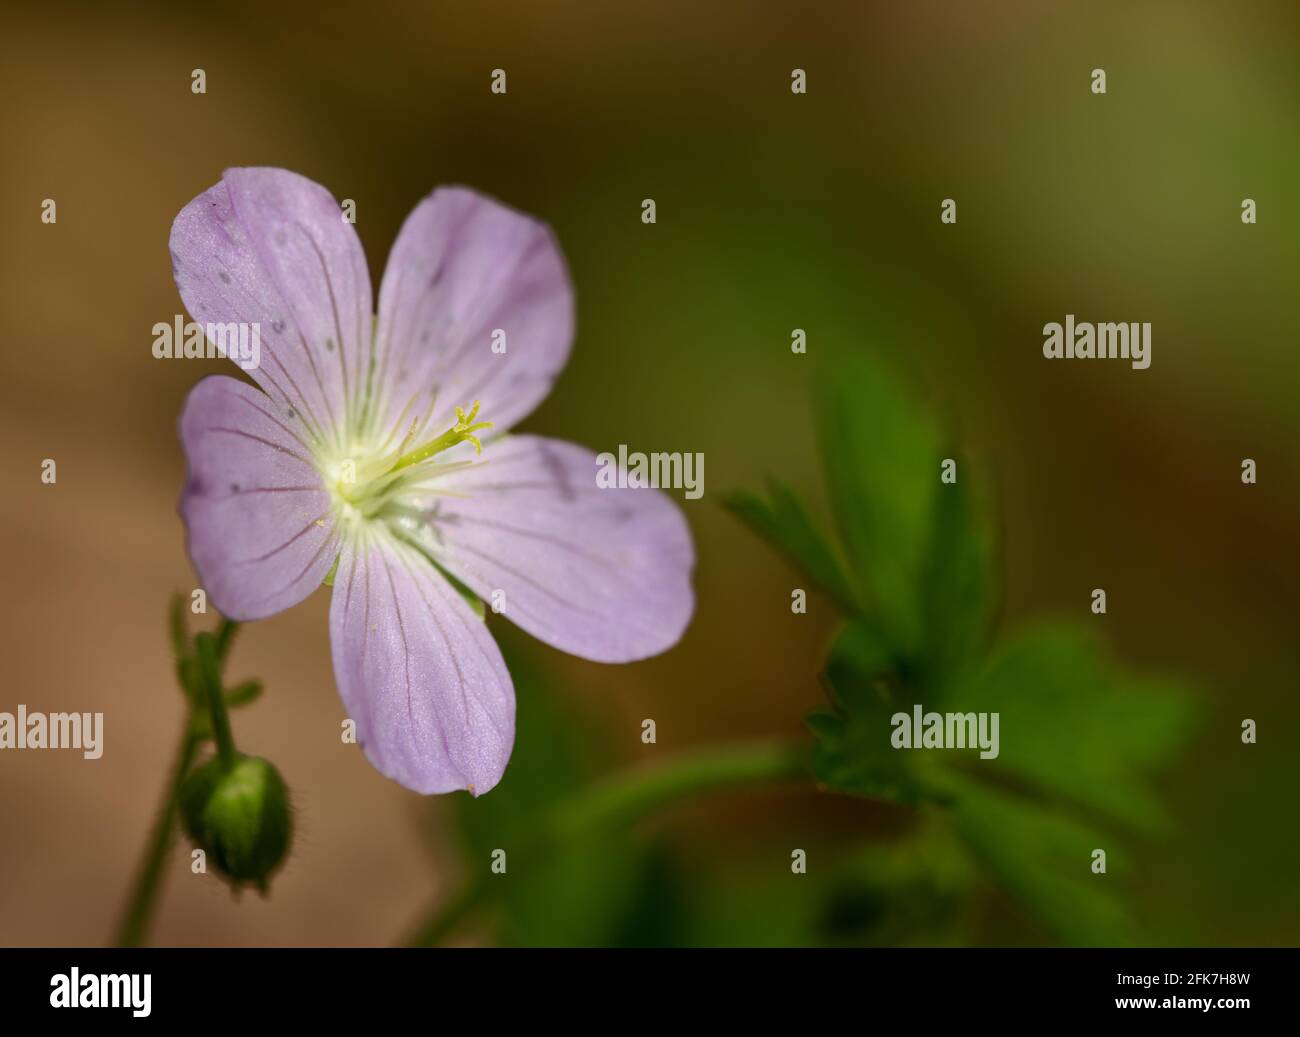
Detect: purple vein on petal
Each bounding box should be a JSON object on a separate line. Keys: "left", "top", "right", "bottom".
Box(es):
{"left": 446, "top": 513, "right": 624, "bottom": 565}
{"left": 294, "top": 220, "right": 353, "bottom": 427}
{"left": 225, "top": 390, "right": 322, "bottom": 460}
{"left": 391, "top": 545, "right": 473, "bottom": 723}
{"left": 436, "top": 538, "right": 603, "bottom": 617}
{"left": 248, "top": 525, "right": 339, "bottom": 608}
{"left": 236, "top": 511, "right": 332, "bottom": 565}
{"left": 204, "top": 426, "right": 315, "bottom": 467}
{"left": 258, "top": 347, "right": 329, "bottom": 446}
{"left": 378, "top": 544, "right": 418, "bottom": 737}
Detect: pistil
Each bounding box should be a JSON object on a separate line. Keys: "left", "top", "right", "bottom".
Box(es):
{"left": 391, "top": 401, "right": 492, "bottom": 471}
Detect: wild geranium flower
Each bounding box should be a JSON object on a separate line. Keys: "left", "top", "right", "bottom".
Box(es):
{"left": 171, "top": 168, "right": 694, "bottom": 796}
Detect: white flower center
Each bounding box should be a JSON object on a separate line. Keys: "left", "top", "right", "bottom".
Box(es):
{"left": 318, "top": 401, "right": 491, "bottom": 527}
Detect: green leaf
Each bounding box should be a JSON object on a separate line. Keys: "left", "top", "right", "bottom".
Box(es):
{"left": 820, "top": 616, "right": 898, "bottom": 713}
{"left": 810, "top": 618, "right": 920, "bottom": 803}
{"left": 814, "top": 353, "right": 942, "bottom": 656}
{"left": 917, "top": 470, "right": 997, "bottom": 690}
{"left": 722, "top": 479, "right": 857, "bottom": 612}
{"left": 814, "top": 614, "right": 1195, "bottom": 942}
{"left": 736, "top": 351, "right": 1197, "bottom": 944}
{"left": 224, "top": 680, "right": 264, "bottom": 708}
{"left": 926, "top": 770, "right": 1136, "bottom": 946}
{"left": 946, "top": 622, "right": 1197, "bottom": 831}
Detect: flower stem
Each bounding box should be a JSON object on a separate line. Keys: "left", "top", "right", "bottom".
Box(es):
{"left": 197, "top": 632, "right": 237, "bottom": 770}
{"left": 549, "top": 739, "right": 808, "bottom": 835}
{"left": 404, "top": 739, "right": 809, "bottom": 946}
{"left": 115, "top": 610, "right": 242, "bottom": 947}
{"left": 114, "top": 725, "right": 199, "bottom": 947}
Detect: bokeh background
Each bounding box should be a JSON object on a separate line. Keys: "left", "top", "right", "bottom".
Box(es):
{"left": 1, "top": 0, "right": 1297, "bottom": 946}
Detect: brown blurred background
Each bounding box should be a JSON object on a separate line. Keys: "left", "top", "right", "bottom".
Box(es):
{"left": 1, "top": 0, "right": 1297, "bottom": 945}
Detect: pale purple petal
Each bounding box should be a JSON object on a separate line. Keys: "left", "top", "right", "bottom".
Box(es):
{"left": 370, "top": 187, "right": 573, "bottom": 443}
{"left": 417, "top": 436, "right": 695, "bottom": 663}
{"left": 329, "top": 532, "right": 515, "bottom": 795}
{"left": 179, "top": 376, "right": 338, "bottom": 620}
{"left": 170, "top": 167, "right": 373, "bottom": 447}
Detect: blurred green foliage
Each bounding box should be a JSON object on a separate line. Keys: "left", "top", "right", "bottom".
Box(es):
{"left": 448, "top": 649, "right": 651, "bottom": 946}
{"left": 727, "top": 352, "right": 1198, "bottom": 945}
{"left": 439, "top": 642, "right": 982, "bottom": 947}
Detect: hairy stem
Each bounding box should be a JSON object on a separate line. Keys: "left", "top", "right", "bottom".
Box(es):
{"left": 114, "top": 726, "right": 199, "bottom": 947}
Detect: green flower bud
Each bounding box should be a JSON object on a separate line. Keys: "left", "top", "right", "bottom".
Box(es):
{"left": 179, "top": 754, "right": 292, "bottom": 892}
